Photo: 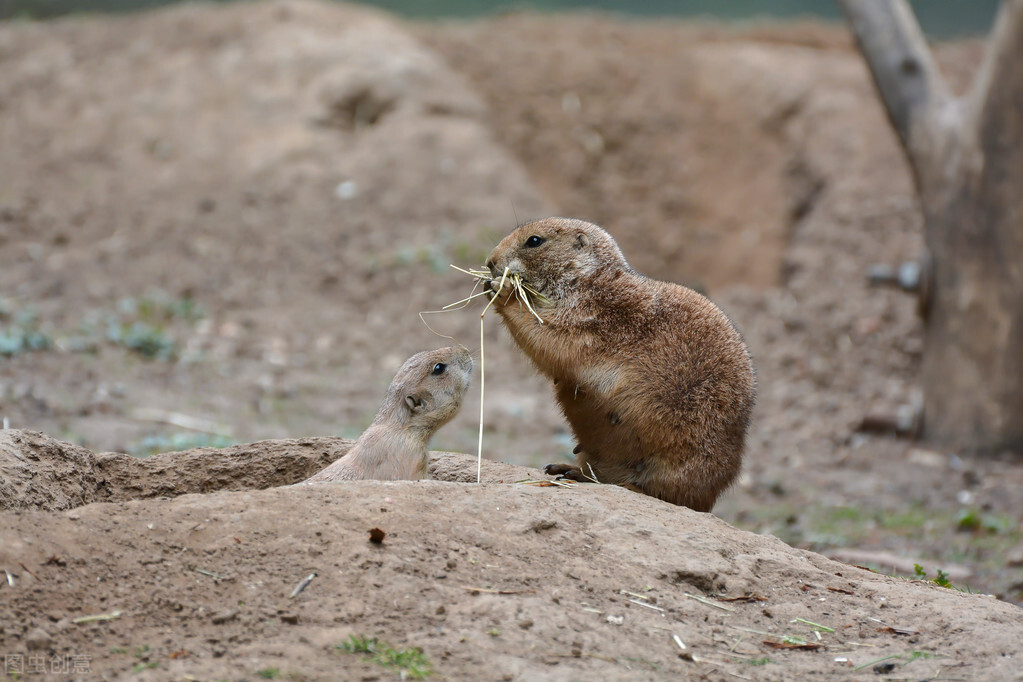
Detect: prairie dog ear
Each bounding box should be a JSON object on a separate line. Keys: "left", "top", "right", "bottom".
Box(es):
{"left": 574, "top": 233, "right": 589, "bottom": 250}
{"left": 405, "top": 394, "right": 425, "bottom": 412}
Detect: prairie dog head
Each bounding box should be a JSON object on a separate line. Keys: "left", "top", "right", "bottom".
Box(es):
{"left": 485, "top": 218, "right": 629, "bottom": 302}
{"left": 379, "top": 346, "right": 473, "bottom": 433}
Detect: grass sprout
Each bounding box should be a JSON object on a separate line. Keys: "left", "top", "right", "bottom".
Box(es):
{"left": 337, "top": 635, "right": 432, "bottom": 679}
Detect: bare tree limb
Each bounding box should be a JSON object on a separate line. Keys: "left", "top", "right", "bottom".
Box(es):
{"left": 837, "top": 0, "right": 956, "bottom": 182}
{"left": 842, "top": 1, "right": 1023, "bottom": 453}
{"left": 965, "top": 0, "right": 1023, "bottom": 143}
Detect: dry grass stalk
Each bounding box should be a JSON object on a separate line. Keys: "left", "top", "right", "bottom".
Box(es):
{"left": 421, "top": 263, "right": 551, "bottom": 484}
{"left": 629, "top": 599, "right": 665, "bottom": 612}
{"left": 459, "top": 586, "right": 535, "bottom": 595}
{"left": 129, "top": 407, "right": 231, "bottom": 437}
{"left": 473, "top": 266, "right": 510, "bottom": 483}
{"left": 619, "top": 589, "right": 651, "bottom": 600}
{"left": 515, "top": 478, "right": 576, "bottom": 488}
{"left": 728, "top": 625, "right": 775, "bottom": 637}
{"left": 685, "top": 592, "right": 734, "bottom": 612}
{"left": 450, "top": 264, "right": 548, "bottom": 324}
{"left": 792, "top": 617, "right": 835, "bottom": 632}
{"left": 72, "top": 610, "right": 123, "bottom": 624}
{"left": 195, "top": 568, "right": 224, "bottom": 580}
{"left": 289, "top": 572, "right": 317, "bottom": 599}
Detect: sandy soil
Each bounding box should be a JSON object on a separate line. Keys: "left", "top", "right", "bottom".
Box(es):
{"left": 1, "top": 1, "right": 1022, "bottom": 679}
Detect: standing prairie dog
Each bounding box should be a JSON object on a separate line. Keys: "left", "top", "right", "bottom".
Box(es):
{"left": 485, "top": 218, "right": 755, "bottom": 512}
{"left": 304, "top": 347, "right": 472, "bottom": 482}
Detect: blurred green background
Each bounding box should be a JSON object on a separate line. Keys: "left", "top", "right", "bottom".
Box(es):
{"left": 0, "top": 0, "right": 1001, "bottom": 39}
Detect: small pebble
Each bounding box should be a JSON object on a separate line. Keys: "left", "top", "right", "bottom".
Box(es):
{"left": 25, "top": 627, "right": 53, "bottom": 651}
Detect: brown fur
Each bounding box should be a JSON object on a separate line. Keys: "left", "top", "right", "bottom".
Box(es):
{"left": 303, "top": 347, "right": 472, "bottom": 482}
{"left": 485, "top": 218, "right": 755, "bottom": 512}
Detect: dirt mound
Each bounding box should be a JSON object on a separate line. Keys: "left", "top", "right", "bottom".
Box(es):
{"left": 0, "top": 429, "right": 347, "bottom": 510}
{"left": 0, "top": 428, "right": 533, "bottom": 511}
{"left": 2, "top": 430, "right": 1022, "bottom": 680}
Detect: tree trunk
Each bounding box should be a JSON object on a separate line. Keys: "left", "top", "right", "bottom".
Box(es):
{"left": 839, "top": 0, "right": 1023, "bottom": 454}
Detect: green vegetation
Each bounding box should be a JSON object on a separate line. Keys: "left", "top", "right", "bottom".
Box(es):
{"left": 0, "top": 304, "right": 53, "bottom": 356}
{"left": 337, "top": 634, "right": 432, "bottom": 679}
{"left": 105, "top": 291, "right": 205, "bottom": 360}
{"left": 387, "top": 228, "right": 501, "bottom": 276}
{"left": 912, "top": 563, "right": 970, "bottom": 591}
{"left": 394, "top": 244, "right": 451, "bottom": 274}
{"left": 0, "top": 290, "right": 206, "bottom": 361}
{"left": 956, "top": 507, "right": 1015, "bottom": 534}
{"left": 732, "top": 498, "right": 1020, "bottom": 591}
{"left": 127, "top": 644, "right": 158, "bottom": 673}
{"left": 745, "top": 657, "right": 774, "bottom": 666}
{"left": 128, "top": 432, "right": 235, "bottom": 457}
{"left": 107, "top": 320, "right": 175, "bottom": 359}
{"left": 256, "top": 668, "right": 280, "bottom": 679}
{"left": 905, "top": 650, "right": 936, "bottom": 663}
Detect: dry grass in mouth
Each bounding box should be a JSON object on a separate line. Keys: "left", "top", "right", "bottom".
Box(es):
{"left": 448, "top": 264, "right": 548, "bottom": 325}
{"left": 418, "top": 264, "right": 549, "bottom": 483}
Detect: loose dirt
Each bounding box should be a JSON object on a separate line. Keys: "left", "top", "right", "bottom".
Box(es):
{"left": 3, "top": 429, "right": 1023, "bottom": 680}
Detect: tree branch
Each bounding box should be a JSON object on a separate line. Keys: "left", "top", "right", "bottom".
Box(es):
{"left": 837, "top": 0, "right": 956, "bottom": 180}
{"left": 965, "top": 0, "right": 1023, "bottom": 143}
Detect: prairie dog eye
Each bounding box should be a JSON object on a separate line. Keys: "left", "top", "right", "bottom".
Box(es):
{"left": 431, "top": 363, "right": 447, "bottom": 375}
{"left": 524, "top": 235, "right": 546, "bottom": 248}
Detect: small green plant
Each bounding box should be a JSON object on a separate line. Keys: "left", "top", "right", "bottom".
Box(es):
{"left": 339, "top": 634, "right": 376, "bottom": 655}
{"left": 129, "top": 644, "right": 157, "bottom": 673}
{"left": 107, "top": 320, "right": 175, "bottom": 359}
{"left": 957, "top": 508, "right": 1015, "bottom": 534}
{"left": 256, "top": 668, "right": 280, "bottom": 679}
{"left": 932, "top": 569, "right": 952, "bottom": 588}
{"left": 913, "top": 563, "right": 956, "bottom": 589}
{"left": 337, "top": 634, "right": 432, "bottom": 679}
{"left": 745, "top": 657, "right": 774, "bottom": 666}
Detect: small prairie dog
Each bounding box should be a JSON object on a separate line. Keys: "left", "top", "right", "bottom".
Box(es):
{"left": 304, "top": 347, "right": 472, "bottom": 482}
{"left": 485, "top": 218, "right": 755, "bottom": 512}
